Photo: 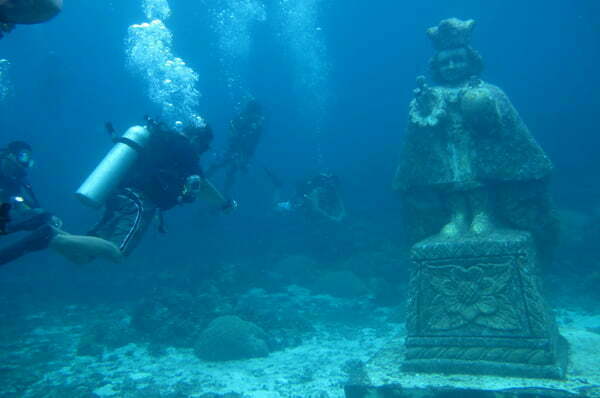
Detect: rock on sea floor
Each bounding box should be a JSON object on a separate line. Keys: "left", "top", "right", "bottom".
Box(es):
{"left": 0, "top": 294, "right": 403, "bottom": 398}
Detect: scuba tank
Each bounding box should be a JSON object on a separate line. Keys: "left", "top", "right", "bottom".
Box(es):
{"left": 75, "top": 125, "right": 151, "bottom": 208}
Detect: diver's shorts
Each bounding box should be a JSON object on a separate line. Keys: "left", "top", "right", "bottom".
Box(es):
{"left": 88, "top": 189, "right": 157, "bottom": 256}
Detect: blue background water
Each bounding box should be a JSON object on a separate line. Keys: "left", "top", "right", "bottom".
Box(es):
{"left": 0, "top": 0, "right": 599, "bottom": 301}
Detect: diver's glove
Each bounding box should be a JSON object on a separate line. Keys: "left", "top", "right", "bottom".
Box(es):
{"left": 221, "top": 199, "right": 238, "bottom": 213}
{"left": 50, "top": 215, "right": 63, "bottom": 229}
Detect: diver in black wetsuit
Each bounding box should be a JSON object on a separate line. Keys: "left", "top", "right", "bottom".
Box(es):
{"left": 206, "top": 99, "right": 264, "bottom": 198}
{"left": 1, "top": 120, "right": 237, "bottom": 267}
{"left": 0, "top": 141, "right": 62, "bottom": 265}
{"left": 81, "top": 118, "right": 236, "bottom": 261}
{"left": 0, "top": 0, "right": 62, "bottom": 39}
{"left": 0, "top": 141, "right": 125, "bottom": 267}
{"left": 273, "top": 172, "right": 346, "bottom": 223}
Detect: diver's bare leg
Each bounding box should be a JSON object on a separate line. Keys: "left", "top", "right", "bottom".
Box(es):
{"left": 50, "top": 232, "right": 123, "bottom": 264}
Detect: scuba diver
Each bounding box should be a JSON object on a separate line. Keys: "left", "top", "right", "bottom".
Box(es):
{"left": 0, "top": 0, "right": 62, "bottom": 39}
{"left": 274, "top": 171, "right": 346, "bottom": 223}
{"left": 206, "top": 99, "right": 264, "bottom": 198}
{"left": 72, "top": 117, "right": 236, "bottom": 262}
{"left": 0, "top": 140, "right": 121, "bottom": 267}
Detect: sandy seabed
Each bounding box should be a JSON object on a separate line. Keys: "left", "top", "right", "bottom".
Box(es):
{"left": 1, "top": 299, "right": 599, "bottom": 398}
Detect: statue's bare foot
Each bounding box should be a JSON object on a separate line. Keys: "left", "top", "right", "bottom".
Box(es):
{"left": 470, "top": 212, "right": 494, "bottom": 234}
{"left": 440, "top": 214, "right": 468, "bottom": 237}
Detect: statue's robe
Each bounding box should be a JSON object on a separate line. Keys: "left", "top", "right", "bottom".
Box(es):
{"left": 394, "top": 81, "right": 558, "bottom": 260}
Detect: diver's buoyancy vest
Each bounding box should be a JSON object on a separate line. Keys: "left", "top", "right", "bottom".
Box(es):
{"left": 126, "top": 131, "right": 200, "bottom": 210}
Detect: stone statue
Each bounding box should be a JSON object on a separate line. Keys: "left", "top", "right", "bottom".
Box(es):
{"left": 394, "top": 18, "right": 558, "bottom": 257}
{"left": 395, "top": 18, "right": 566, "bottom": 379}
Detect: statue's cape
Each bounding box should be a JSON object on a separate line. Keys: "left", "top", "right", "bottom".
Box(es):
{"left": 393, "top": 82, "right": 559, "bottom": 262}
{"left": 394, "top": 83, "right": 553, "bottom": 192}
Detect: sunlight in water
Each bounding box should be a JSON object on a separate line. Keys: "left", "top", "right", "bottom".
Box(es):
{"left": 277, "top": 0, "right": 331, "bottom": 166}
{"left": 277, "top": 0, "right": 330, "bottom": 110}
{"left": 126, "top": 0, "right": 204, "bottom": 129}
{"left": 209, "top": 0, "right": 267, "bottom": 103}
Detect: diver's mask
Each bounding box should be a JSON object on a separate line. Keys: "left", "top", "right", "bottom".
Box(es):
{"left": 15, "top": 150, "right": 34, "bottom": 169}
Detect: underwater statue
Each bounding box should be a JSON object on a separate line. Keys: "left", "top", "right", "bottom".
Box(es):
{"left": 396, "top": 18, "right": 566, "bottom": 379}
{"left": 394, "top": 18, "right": 558, "bottom": 254}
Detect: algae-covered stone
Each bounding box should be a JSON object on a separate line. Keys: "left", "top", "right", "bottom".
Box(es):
{"left": 194, "top": 315, "right": 269, "bottom": 361}
{"left": 395, "top": 17, "right": 565, "bottom": 381}
{"left": 393, "top": 17, "right": 558, "bottom": 262}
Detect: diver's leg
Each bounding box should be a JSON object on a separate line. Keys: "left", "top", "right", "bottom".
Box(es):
{"left": 49, "top": 233, "right": 123, "bottom": 264}
{"left": 5, "top": 209, "right": 54, "bottom": 233}
{"left": 469, "top": 188, "right": 494, "bottom": 234}
{"left": 0, "top": 224, "right": 57, "bottom": 266}
{"left": 440, "top": 192, "right": 468, "bottom": 237}
{"left": 89, "top": 190, "right": 156, "bottom": 258}
{"left": 51, "top": 190, "right": 148, "bottom": 264}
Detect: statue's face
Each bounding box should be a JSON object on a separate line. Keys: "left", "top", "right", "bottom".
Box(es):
{"left": 436, "top": 48, "right": 470, "bottom": 84}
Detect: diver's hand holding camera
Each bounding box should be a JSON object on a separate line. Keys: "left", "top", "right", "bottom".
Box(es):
{"left": 179, "top": 175, "right": 202, "bottom": 203}
{"left": 221, "top": 198, "right": 238, "bottom": 214}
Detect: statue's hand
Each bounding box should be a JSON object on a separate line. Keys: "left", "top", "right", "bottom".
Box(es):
{"left": 413, "top": 77, "right": 436, "bottom": 113}
{"left": 410, "top": 76, "right": 446, "bottom": 127}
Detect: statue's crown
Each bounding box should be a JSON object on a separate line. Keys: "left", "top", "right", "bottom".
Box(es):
{"left": 427, "top": 18, "right": 475, "bottom": 51}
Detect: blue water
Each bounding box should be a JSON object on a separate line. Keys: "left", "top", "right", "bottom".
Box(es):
{"left": 1, "top": 1, "right": 599, "bottom": 396}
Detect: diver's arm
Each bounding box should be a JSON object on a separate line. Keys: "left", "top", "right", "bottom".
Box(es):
{"left": 198, "top": 177, "right": 236, "bottom": 211}
{"left": 180, "top": 173, "right": 230, "bottom": 208}
{"left": 0, "top": 187, "right": 8, "bottom": 204}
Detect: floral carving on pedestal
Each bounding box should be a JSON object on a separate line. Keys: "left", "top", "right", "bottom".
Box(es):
{"left": 425, "top": 264, "right": 521, "bottom": 331}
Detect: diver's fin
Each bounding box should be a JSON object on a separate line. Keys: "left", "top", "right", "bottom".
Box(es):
{"left": 262, "top": 165, "right": 284, "bottom": 189}
{"left": 105, "top": 122, "right": 116, "bottom": 139}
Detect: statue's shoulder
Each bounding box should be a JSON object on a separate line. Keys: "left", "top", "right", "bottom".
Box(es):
{"left": 479, "top": 82, "right": 509, "bottom": 99}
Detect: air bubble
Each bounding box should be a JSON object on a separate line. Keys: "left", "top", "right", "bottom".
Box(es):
{"left": 126, "top": 0, "right": 204, "bottom": 129}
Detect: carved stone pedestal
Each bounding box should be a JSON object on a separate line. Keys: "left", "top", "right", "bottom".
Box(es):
{"left": 403, "top": 230, "right": 567, "bottom": 379}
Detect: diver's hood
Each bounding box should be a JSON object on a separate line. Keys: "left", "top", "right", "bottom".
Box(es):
{"left": 0, "top": 0, "right": 62, "bottom": 25}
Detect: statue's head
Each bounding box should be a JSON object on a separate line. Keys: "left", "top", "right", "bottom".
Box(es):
{"left": 427, "top": 18, "right": 483, "bottom": 85}
{"left": 430, "top": 46, "right": 483, "bottom": 85}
